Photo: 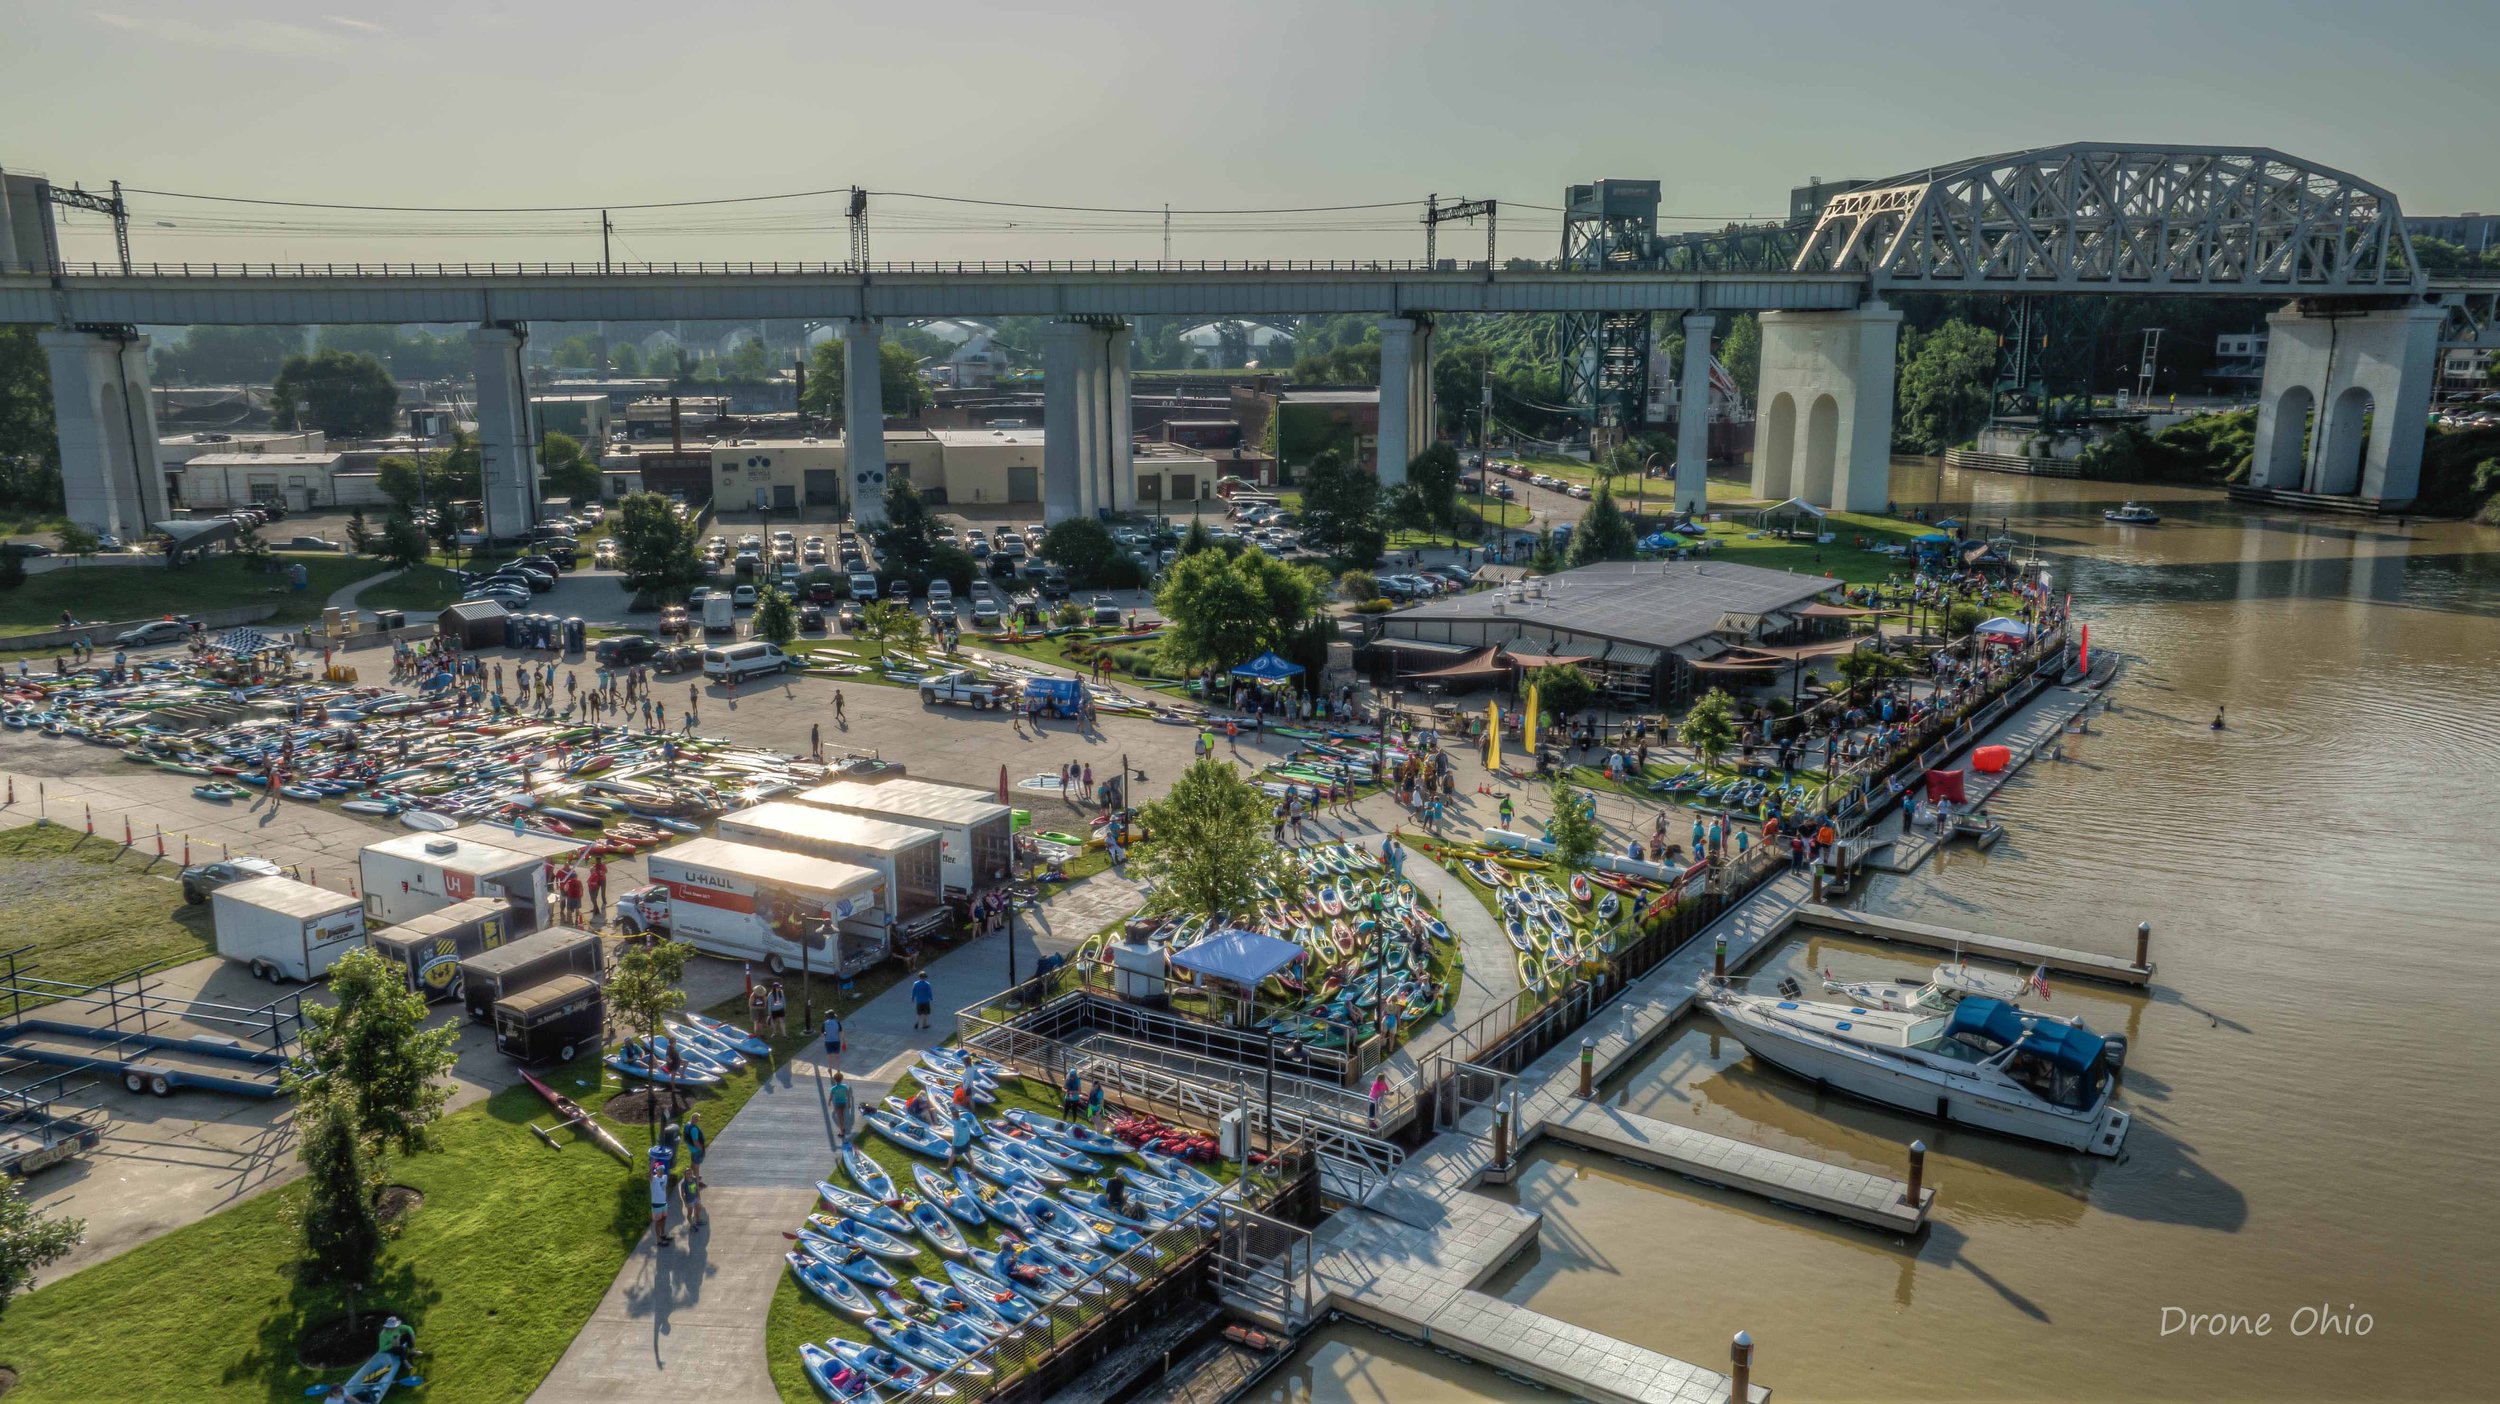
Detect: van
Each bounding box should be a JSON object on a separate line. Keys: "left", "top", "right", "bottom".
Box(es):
{"left": 703, "top": 641, "right": 795, "bottom": 683}
{"left": 702, "top": 593, "right": 735, "bottom": 634}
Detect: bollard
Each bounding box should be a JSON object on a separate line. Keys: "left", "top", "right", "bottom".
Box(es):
{"left": 1811, "top": 863, "right": 1824, "bottom": 902}
{"left": 5, "top": 775, "right": 11, "bottom": 805}
{"left": 2135, "top": 920, "right": 2151, "bottom": 970}
{"left": 1713, "top": 935, "right": 1726, "bottom": 982}
{"left": 183, "top": 837, "right": 191, "bottom": 864}
{"left": 85, "top": 804, "right": 93, "bottom": 836}
{"left": 1729, "top": 1331, "right": 1753, "bottom": 1404}
{"left": 155, "top": 825, "right": 164, "bottom": 858}
{"left": 1492, "top": 1103, "right": 1511, "bottom": 1168}
{"left": 1578, "top": 1038, "right": 1595, "bottom": 1098}
{"left": 1904, "top": 1140, "right": 1926, "bottom": 1205}
{"left": 124, "top": 816, "right": 133, "bottom": 847}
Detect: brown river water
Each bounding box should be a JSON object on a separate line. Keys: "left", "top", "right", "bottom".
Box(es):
{"left": 1257, "top": 468, "right": 2500, "bottom": 1403}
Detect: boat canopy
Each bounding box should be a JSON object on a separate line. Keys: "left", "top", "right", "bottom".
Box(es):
{"left": 1947, "top": 997, "right": 2106, "bottom": 1075}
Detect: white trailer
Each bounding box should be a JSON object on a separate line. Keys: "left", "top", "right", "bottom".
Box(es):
{"left": 359, "top": 832, "right": 550, "bottom": 931}
{"left": 210, "top": 876, "right": 367, "bottom": 983}
{"left": 715, "top": 802, "right": 947, "bottom": 922}
{"left": 790, "top": 778, "right": 1015, "bottom": 897}
{"left": 643, "top": 836, "right": 888, "bottom": 977}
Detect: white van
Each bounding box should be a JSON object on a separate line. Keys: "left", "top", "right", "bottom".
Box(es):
{"left": 703, "top": 641, "right": 795, "bottom": 683}
{"left": 701, "top": 592, "right": 735, "bottom": 635}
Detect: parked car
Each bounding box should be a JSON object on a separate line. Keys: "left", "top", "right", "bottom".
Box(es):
{"left": 181, "top": 856, "right": 286, "bottom": 905}
{"left": 918, "top": 670, "right": 1003, "bottom": 709}
{"left": 799, "top": 602, "right": 826, "bottom": 631}
{"left": 651, "top": 644, "right": 703, "bottom": 674}
{"left": 702, "top": 641, "right": 796, "bottom": 682}
{"left": 1091, "top": 594, "right": 1122, "bottom": 626}
{"left": 594, "top": 634, "right": 662, "bottom": 666}
{"left": 115, "top": 619, "right": 191, "bottom": 647}
{"left": 731, "top": 583, "right": 759, "bottom": 607}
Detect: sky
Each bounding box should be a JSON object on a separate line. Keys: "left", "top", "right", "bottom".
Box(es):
{"left": 5, "top": 0, "right": 2494, "bottom": 269}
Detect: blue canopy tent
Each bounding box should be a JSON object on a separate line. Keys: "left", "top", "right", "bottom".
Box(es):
{"left": 1170, "top": 927, "right": 1306, "bottom": 1024}
{"left": 1230, "top": 651, "right": 1305, "bottom": 681}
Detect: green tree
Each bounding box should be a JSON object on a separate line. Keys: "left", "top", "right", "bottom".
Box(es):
{"left": 291, "top": 948, "right": 459, "bottom": 1161}
{"left": 0, "top": 1173, "right": 83, "bottom": 1312}
{"left": 1039, "top": 517, "right": 1122, "bottom": 584}
{"left": 1528, "top": 536, "right": 1562, "bottom": 574}
{"left": 293, "top": 1088, "right": 382, "bottom": 1288}
{"left": 538, "top": 430, "right": 601, "bottom": 502}
{"left": 0, "top": 327, "right": 62, "bottom": 514}
{"left": 152, "top": 325, "right": 302, "bottom": 385}
{"left": 56, "top": 521, "right": 99, "bottom": 564}
{"left": 1946, "top": 601, "right": 1986, "bottom": 637}
{"left": 1569, "top": 484, "right": 1637, "bottom": 565}
{"left": 871, "top": 477, "right": 946, "bottom": 584}
{"left": 1544, "top": 781, "right": 1602, "bottom": 871}
{"left": 719, "top": 336, "right": 773, "bottom": 383}
{"left": 1134, "top": 758, "right": 1277, "bottom": 919}
{"left": 1834, "top": 645, "right": 1909, "bottom": 699}
{"left": 378, "top": 513, "right": 430, "bottom": 569}
{"left": 799, "top": 338, "right": 932, "bottom": 425}
{"left": 1405, "top": 441, "right": 1462, "bottom": 536}
{"left": 753, "top": 582, "right": 798, "bottom": 644}
{"left": 1531, "top": 662, "right": 1597, "bottom": 720}
{"left": 604, "top": 939, "right": 691, "bottom": 1144}
{"left": 1718, "top": 314, "right": 1760, "bottom": 409}
{"left": 0, "top": 550, "right": 24, "bottom": 591}
{"left": 613, "top": 491, "right": 706, "bottom": 598}
{"left": 1178, "top": 518, "right": 1218, "bottom": 559}
{"left": 608, "top": 341, "right": 644, "bottom": 377}
{"left": 1155, "top": 546, "right": 1319, "bottom": 671}
{"left": 344, "top": 507, "right": 373, "bottom": 555}
{"left": 856, "top": 599, "right": 925, "bottom": 657}
{"left": 1679, "top": 689, "right": 1739, "bottom": 770}
{"left": 271, "top": 348, "right": 399, "bottom": 437}
{"left": 1337, "top": 568, "right": 1378, "bottom": 602}
{"left": 1893, "top": 319, "right": 2000, "bottom": 453}
{"left": 1296, "top": 449, "right": 1385, "bottom": 568}
{"left": 426, "top": 505, "right": 459, "bottom": 557}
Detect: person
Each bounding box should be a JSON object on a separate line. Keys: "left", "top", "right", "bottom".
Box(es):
{"left": 947, "top": 1108, "right": 973, "bottom": 1167}
{"left": 682, "top": 1109, "right": 707, "bottom": 1168}
{"left": 768, "top": 980, "right": 788, "bottom": 1037}
{"left": 835, "top": 688, "right": 847, "bottom": 724}
{"left": 911, "top": 971, "right": 934, "bottom": 1031}
{"left": 749, "top": 983, "right": 769, "bottom": 1036}
{"left": 378, "top": 1316, "right": 416, "bottom": 1369}
{"left": 823, "top": 1008, "right": 844, "bottom": 1065}
{"left": 1062, "top": 1068, "right": 1083, "bottom": 1119}
{"left": 2212, "top": 705, "right": 2227, "bottom": 730}
{"left": 678, "top": 1162, "right": 708, "bottom": 1233}
{"left": 1104, "top": 1174, "right": 1131, "bottom": 1217}
{"left": 1497, "top": 795, "right": 1514, "bottom": 828}
{"left": 1368, "top": 1074, "right": 1386, "bottom": 1131}
{"left": 1084, "top": 1079, "right": 1106, "bottom": 1123}
{"left": 951, "top": 1079, "right": 972, "bottom": 1115}
{"left": 649, "top": 1165, "right": 674, "bottom": 1247}
{"left": 829, "top": 1071, "right": 853, "bottom": 1142}
{"left": 811, "top": 721, "right": 821, "bottom": 758}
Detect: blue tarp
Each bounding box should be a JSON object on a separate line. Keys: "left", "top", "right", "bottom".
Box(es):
{"left": 1169, "top": 928, "right": 1305, "bottom": 986}
{"left": 1024, "top": 677, "right": 1083, "bottom": 708}
{"left": 1947, "top": 997, "right": 2106, "bottom": 1074}
{"left": 1230, "top": 650, "right": 1305, "bottom": 680}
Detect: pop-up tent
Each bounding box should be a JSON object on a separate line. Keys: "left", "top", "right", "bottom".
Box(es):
{"left": 1170, "top": 927, "right": 1307, "bottom": 1025}
{"left": 1973, "top": 616, "right": 2033, "bottom": 641}
{"left": 1230, "top": 651, "right": 1305, "bottom": 680}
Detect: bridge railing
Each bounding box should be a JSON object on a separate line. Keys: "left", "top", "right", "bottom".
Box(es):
{"left": 0, "top": 257, "right": 1594, "bottom": 279}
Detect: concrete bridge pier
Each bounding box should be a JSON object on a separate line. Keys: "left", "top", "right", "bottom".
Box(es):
{"left": 42, "top": 326, "right": 168, "bottom": 539}
{"left": 1675, "top": 312, "right": 1716, "bottom": 515}
{"left": 2247, "top": 301, "right": 2443, "bottom": 505}
{"left": 469, "top": 323, "right": 539, "bottom": 541}
{"left": 1374, "top": 314, "right": 1435, "bottom": 487}
{"left": 844, "top": 317, "right": 891, "bottom": 527}
{"left": 1041, "top": 317, "right": 1133, "bottom": 524}
{"left": 1751, "top": 299, "right": 1901, "bottom": 513}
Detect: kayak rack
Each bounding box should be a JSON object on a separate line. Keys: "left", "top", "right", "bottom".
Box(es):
{"left": 0, "top": 947, "right": 308, "bottom": 1099}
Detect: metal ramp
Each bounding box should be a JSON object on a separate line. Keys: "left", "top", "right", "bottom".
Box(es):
{"left": 1213, "top": 1204, "right": 1315, "bottom": 1332}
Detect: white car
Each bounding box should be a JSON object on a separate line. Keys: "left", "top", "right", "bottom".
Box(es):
{"left": 732, "top": 583, "right": 759, "bottom": 607}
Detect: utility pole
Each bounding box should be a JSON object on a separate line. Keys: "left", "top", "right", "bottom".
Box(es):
{"left": 848, "top": 188, "right": 870, "bottom": 270}
{"left": 1423, "top": 196, "right": 1498, "bottom": 270}
{"left": 601, "top": 210, "right": 613, "bottom": 274}
{"left": 1162, "top": 203, "right": 1171, "bottom": 265}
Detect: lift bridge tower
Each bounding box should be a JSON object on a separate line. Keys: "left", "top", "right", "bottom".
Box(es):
{"left": 1559, "top": 179, "right": 1662, "bottom": 450}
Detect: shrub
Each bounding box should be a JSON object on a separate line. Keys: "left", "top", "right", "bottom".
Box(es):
{"left": 1337, "top": 569, "right": 1378, "bottom": 602}
{"left": 1354, "top": 597, "right": 1395, "bottom": 614}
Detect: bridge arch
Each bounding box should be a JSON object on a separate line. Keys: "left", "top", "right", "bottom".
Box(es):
{"left": 1800, "top": 395, "right": 1840, "bottom": 504}
{"left": 1756, "top": 393, "right": 1797, "bottom": 499}
{"left": 2313, "top": 386, "right": 2374, "bottom": 497}
{"left": 2259, "top": 384, "right": 2313, "bottom": 490}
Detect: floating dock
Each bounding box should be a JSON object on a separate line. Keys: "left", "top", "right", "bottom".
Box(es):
{"left": 1798, "top": 903, "right": 2153, "bottom": 986}
{"left": 1543, "top": 1099, "right": 1932, "bottom": 1234}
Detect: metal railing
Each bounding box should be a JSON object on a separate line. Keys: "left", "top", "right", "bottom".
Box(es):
{"left": 9, "top": 257, "right": 1508, "bottom": 280}
{"left": 1214, "top": 1203, "right": 1317, "bottom": 1330}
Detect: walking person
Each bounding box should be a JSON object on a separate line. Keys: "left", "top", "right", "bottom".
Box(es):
{"left": 911, "top": 971, "right": 934, "bottom": 1031}
{"left": 1367, "top": 1074, "right": 1386, "bottom": 1132}
{"left": 678, "top": 1163, "right": 708, "bottom": 1234}
{"left": 828, "top": 1070, "right": 853, "bottom": 1144}
{"left": 649, "top": 1165, "right": 674, "bottom": 1247}
{"left": 768, "top": 980, "right": 787, "bottom": 1037}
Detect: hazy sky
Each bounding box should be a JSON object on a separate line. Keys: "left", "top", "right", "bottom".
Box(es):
{"left": 6, "top": 0, "right": 2493, "bottom": 268}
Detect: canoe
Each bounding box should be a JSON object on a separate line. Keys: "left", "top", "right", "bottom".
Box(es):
{"left": 787, "top": 1249, "right": 877, "bottom": 1319}
{"left": 520, "top": 1070, "right": 630, "bottom": 1164}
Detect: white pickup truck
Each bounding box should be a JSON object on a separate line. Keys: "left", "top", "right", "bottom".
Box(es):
{"left": 918, "top": 669, "right": 1004, "bottom": 709}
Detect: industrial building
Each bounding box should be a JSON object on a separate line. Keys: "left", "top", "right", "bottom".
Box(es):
{"left": 1363, "top": 559, "right": 1841, "bottom": 703}
{"left": 604, "top": 427, "right": 1220, "bottom": 516}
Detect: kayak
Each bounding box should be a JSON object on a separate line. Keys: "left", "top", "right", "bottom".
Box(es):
{"left": 332, "top": 1348, "right": 417, "bottom": 1403}
{"left": 963, "top": 1143, "right": 1053, "bottom": 1193}
{"left": 864, "top": 1110, "right": 950, "bottom": 1160}
{"left": 903, "top": 1197, "right": 970, "bottom": 1258}
{"left": 866, "top": 1316, "right": 987, "bottom": 1377}
{"left": 913, "top": 1163, "right": 986, "bottom": 1227}
{"left": 1008, "top": 1187, "right": 1102, "bottom": 1249}
{"left": 970, "top": 1245, "right": 1097, "bottom": 1301}
{"left": 842, "top": 1142, "right": 898, "bottom": 1201}
{"left": 987, "top": 1121, "right": 1099, "bottom": 1172}
{"left": 679, "top": 1009, "right": 770, "bottom": 1058}
{"left": 797, "top": 1230, "right": 898, "bottom": 1289}
{"left": 827, "top": 1338, "right": 954, "bottom": 1399}
{"left": 817, "top": 1182, "right": 910, "bottom": 1236}
{"left": 805, "top": 1210, "right": 917, "bottom": 1260}
{"left": 873, "top": 1288, "right": 1000, "bottom": 1347}
{"left": 1002, "top": 1108, "right": 1129, "bottom": 1158}
{"left": 942, "top": 1261, "right": 1042, "bottom": 1324}
{"left": 520, "top": 1070, "right": 631, "bottom": 1164}
{"left": 605, "top": 1046, "right": 721, "bottom": 1088}
{"left": 912, "top": 1272, "right": 1025, "bottom": 1333}
{"left": 796, "top": 1341, "right": 886, "bottom": 1402}
{"left": 787, "top": 1249, "right": 877, "bottom": 1319}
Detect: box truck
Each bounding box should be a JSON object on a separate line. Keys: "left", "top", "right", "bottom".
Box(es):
{"left": 210, "top": 876, "right": 367, "bottom": 983}
{"left": 643, "top": 836, "right": 888, "bottom": 977}
{"left": 714, "top": 801, "right": 951, "bottom": 939}
{"left": 457, "top": 926, "right": 605, "bottom": 1023}
{"left": 366, "top": 898, "right": 515, "bottom": 1002}
{"left": 789, "top": 778, "right": 1014, "bottom": 897}
{"left": 359, "top": 832, "right": 549, "bottom": 931}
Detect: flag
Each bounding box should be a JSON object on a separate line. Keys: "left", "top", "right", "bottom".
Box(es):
{"left": 1486, "top": 701, "right": 1502, "bottom": 771}
{"left": 2078, "top": 624, "right": 2089, "bottom": 676}
{"left": 2031, "top": 965, "right": 2052, "bottom": 1001}
{"left": 1522, "top": 684, "right": 1540, "bottom": 752}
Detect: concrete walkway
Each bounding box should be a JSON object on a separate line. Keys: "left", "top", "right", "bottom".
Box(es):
{"left": 325, "top": 565, "right": 404, "bottom": 612}
{"left": 1392, "top": 849, "right": 1520, "bottom": 1057}
{"left": 531, "top": 867, "right": 1134, "bottom": 1403}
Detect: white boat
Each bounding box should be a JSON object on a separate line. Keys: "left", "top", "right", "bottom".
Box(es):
{"left": 1700, "top": 984, "right": 2130, "bottom": 1155}
{"left": 2104, "top": 502, "right": 2161, "bottom": 524}
{"left": 1817, "top": 961, "right": 2037, "bottom": 1014}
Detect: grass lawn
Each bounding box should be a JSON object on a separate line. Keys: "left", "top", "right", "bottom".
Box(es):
{"left": 0, "top": 824, "right": 215, "bottom": 994}
{"left": 0, "top": 512, "right": 68, "bottom": 538}
{"left": 355, "top": 564, "right": 468, "bottom": 615}
{"left": 0, "top": 553, "right": 393, "bottom": 637}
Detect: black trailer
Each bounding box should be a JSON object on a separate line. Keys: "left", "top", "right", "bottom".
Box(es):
{"left": 457, "top": 927, "right": 602, "bottom": 1023}
{"left": 368, "top": 899, "right": 515, "bottom": 1003}
{"left": 492, "top": 975, "right": 603, "bottom": 1065}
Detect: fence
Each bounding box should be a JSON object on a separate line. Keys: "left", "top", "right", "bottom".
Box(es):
{"left": 13, "top": 257, "right": 1519, "bottom": 280}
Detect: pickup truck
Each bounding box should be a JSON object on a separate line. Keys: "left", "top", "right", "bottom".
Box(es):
{"left": 918, "top": 669, "right": 1004, "bottom": 709}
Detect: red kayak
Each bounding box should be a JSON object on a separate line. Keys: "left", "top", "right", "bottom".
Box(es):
{"left": 520, "top": 1070, "right": 632, "bottom": 1164}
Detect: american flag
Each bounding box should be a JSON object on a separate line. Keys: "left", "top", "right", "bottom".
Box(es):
{"left": 2031, "top": 965, "right": 2053, "bottom": 1001}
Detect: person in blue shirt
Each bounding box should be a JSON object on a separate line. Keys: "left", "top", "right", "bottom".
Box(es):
{"left": 911, "top": 973, "right": 934, "bottom": 1031}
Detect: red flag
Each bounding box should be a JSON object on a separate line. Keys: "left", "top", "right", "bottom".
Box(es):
{"left": 2078, "top": 624, "right": 2089, "bottom": 676}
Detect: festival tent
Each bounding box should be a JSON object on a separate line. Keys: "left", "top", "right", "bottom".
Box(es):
{"left": 1974, "top": 617, "right": 2033, "bottom": 641}
{"left": 1230, "top": 651, "right": 1305, "bottom": 680}
{"left": 1171, "top": 928, "right": 1308, "bottom": 1023}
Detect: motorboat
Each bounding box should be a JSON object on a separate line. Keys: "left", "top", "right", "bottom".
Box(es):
{"left": 1699, "top": 985, "right": 2130, "bottom": 1155}
{"left": 2104, "top": 502, "right": 2161, "bottom": 524}
{"left": 1817, "top": 961, "right": 2038, "bottom": 1014}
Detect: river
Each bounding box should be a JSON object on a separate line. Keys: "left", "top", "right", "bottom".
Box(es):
{"left": 1272, "top": 467, "right": 2500, "bottom": 1402}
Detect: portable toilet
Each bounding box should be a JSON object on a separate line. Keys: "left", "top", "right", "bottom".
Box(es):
{"left": 564, "top": 617, "right": 585, "bottom": 654}
{"left": 501, "top": 610, "right": 522, "bottom": 647}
